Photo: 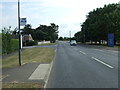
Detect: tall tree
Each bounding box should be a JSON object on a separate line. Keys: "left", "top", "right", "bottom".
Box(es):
{"left": 79, "top": 3, "right": 120, "bottom": 44}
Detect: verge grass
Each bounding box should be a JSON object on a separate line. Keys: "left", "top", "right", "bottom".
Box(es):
{"left": 2, "top": 83, "right": 42, "bottom": 88}
{"left": 2, "top": 47, "right": 55, "bottom": 68}
{"left": 77, "top": 42, "right": 119, "bottom": 49}
{"left": 38, "top": 43, "right": 57, "bottom": 46}
{"left": 88, "top": 44, "right": 119, "bottom": 49}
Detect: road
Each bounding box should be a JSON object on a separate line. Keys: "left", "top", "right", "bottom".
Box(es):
{"left": 46, "top": 41, "right": 118, "bottom": 88}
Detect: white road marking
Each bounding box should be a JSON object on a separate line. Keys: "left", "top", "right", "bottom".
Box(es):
{"left": 80, "top": 51, "right": 87, "bottom": 55}
{"left": 44, "top": 49, "right": 57, "bottom": 88}
{"left": 29, "top": 64, "right": 49, "bottom": 80}
{"left": 91, "top": 57, "right": 114, "bottom": 69}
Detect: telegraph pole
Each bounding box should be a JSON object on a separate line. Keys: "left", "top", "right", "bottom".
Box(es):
{"left": 18, "top": 0, "right": 21, "bottom": 66}
{"left": 69, "top": 30, "right": 71, "bottom": 41}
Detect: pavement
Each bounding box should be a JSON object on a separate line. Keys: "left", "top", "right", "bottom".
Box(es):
{"left": 47, "top": 41, "right": 118, "bottom": 88}
{"left": 3, "top": 63, "right": 44, "bottom": 83}
{"left": 2, "top": 45, "right": 57, "bottom": 88}
{"left": 2, "top": 63, "right": 53, "bottom": 88}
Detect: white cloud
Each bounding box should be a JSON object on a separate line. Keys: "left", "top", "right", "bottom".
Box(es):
{"left": 2, "top": 14, "right": 18, "bottom": 29}
{"left": 0, "top": 4, "right": 3, "bottom": 9}
{"left": 1, "top": 0, "right": 120, "bottom": 37}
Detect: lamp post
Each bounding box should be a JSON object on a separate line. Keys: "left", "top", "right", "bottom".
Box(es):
{"left": 18, "top": 0, "right": 21, "bottom": 66}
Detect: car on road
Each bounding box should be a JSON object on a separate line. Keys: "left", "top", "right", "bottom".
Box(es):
{"left": 70, "top": 40, "right": 77, "bottom": 46}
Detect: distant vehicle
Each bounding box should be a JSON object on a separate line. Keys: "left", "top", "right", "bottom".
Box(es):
{"left": 70, "top": 40, "right": 77, "bottom": 46}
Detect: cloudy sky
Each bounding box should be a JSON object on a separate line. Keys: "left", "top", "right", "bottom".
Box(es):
{"left": 1, "top": 0, "right": 119, "bottom": 37}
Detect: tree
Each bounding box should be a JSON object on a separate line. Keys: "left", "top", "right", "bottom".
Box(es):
{"left": 58, "top": 37, "right": 63, "bottom": 40}
{"left": 74, "top": 31, "right": 81, "bottom": 42}
{"left": 22, "top": 23, "right": 59, "bottom": 42}
{"left": 79, "top": 3, "right": 120, "bottom": 45}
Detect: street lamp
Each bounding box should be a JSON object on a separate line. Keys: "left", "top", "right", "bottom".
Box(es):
{"left": 18, "top": 0, "right": 22, "bottom": 66}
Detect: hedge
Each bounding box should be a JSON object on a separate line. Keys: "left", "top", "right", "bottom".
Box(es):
{"left": 2, "top": 32, "right": 19, "bottom": 55}
{"left": 11, "top": 39, "right": 19, "bottom": 52}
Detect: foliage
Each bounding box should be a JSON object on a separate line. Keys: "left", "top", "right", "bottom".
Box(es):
{"left": 58, "top": 37, "right": 64, "bottom": 40}
{"left": 11, "top": 39, "right": 19, "bottom": 52}
{"left": 74, "top": 31, "right": 82, "bottom": 42}
{"left": 2, "top": 28, "right": 19, "bottom": 55}
{"left": 58, "top": 37, "right": 71, "bottom": 41}
{"left": 2, "top": 28, "right": 12, "bottom": 54}
{"left": 74, "top": 3, "right": 120, "bottom": 44}
{"left": 20, "top": 23, "right": 59, "bottom": 43}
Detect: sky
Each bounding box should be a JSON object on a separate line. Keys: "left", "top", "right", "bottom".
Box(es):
{"left": 1, "top": 0, "right": 120, "bottom": 37}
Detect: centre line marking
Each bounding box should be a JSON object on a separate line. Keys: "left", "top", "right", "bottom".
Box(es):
{"left": 80, "top": 51, "right": 87, "bottom": 55}
{"left": 95, "top": 49, "right": 104, "bottom": 52}
{"left": 91, "top": 57, "right": 114, "bottom": 69}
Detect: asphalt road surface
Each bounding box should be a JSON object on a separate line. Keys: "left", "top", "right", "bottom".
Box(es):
{"left": 47, "top": 41, "right": 118, "bottom": 88}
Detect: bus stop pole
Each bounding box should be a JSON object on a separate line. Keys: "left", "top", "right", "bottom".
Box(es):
{"left": 18, "top": 0, "right": 21, "bottom": 66}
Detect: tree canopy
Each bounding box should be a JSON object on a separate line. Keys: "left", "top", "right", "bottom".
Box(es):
{"left": 19, "top": 23, "right": 59, "bottom": 43}
{"left": 74, "top": 3, "right": 120, "bottom": 44}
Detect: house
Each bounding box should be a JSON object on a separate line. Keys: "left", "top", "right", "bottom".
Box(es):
{"left": 22, "top": 34, "right": 34, "bottom": 42}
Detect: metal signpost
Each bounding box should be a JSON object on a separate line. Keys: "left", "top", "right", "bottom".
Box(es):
{"left": 18, "top": 0, "right": 27, "bottom": 66}
{"left": 18, "top": 0, "right": 21, "bottom": 66}
{"left": 108, "top": 33, "right": 114, "bottom": 47}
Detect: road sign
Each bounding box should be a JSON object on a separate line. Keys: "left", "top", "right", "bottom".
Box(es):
{"left": 108, "top": 33, "right": 114, "bottom": 47}
{"left": 20, "top": 18, "right": 27, "bottom": 26}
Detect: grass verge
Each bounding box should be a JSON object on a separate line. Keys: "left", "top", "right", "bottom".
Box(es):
{"left": 2, "top": 47, "right": 55, "bottom": 68}
{"left": 77, "top": 42, "right": 119, "bottom": 49}
{"left": 87, "top": 44, "right": 119, "bottom": 50}
{"left": 38, "top": 43, "right": 57, "bottom": 46}
{"left": 2, "top": 83, "right": 42, "bottom": 88}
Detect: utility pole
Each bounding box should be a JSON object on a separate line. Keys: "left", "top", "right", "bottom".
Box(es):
{"left": 84, "top": 34, "right": 85, "bottom": 43}
{"left": 69, "top": 30, "right": 71, "bottom": 41}
{"left": 18, "top": 0, "right": 21, "bottom": 66}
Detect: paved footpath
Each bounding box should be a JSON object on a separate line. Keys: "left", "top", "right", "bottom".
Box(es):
{"left": 2, "top": 62, "right": 51, "bottom": 87}
{"left": 2, "top": 44, "right": 57, "bottom": 88}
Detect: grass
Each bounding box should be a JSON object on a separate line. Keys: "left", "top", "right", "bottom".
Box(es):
{"left": 94, "top": 44, "right": 118, "bottom": 48}
{"left": 2, "top": 47, "right": 55, "bottom": 68}
{"left": 2, "top": 83, "right": 42, "bottom": 88}
{"left": 88, "top": 44, "right": 119, "bottom": 49}
{"left": 38, "top": 43, "right": 57, "bottom": 46}
{"left": 77, "top": 42, "right": 119, "bottom": 49}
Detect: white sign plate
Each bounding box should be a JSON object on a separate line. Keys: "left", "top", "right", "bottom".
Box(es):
{"left": 20, "top": 18, "right": 27, "bottom": 26}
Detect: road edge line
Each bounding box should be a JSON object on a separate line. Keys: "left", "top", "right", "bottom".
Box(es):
{"left": 43, "top": 48, "right": 57, "bottom": 89}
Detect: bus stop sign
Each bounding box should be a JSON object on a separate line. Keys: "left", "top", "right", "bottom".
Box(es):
{"left": 20, "top": 18, "right": 27, "bottom": 26}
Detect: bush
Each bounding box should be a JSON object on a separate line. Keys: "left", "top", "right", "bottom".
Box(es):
{"left": 2, "top": 29, "right": 19, "bottom": 55}
{"left": 2, "top": 32, "right": 12, "bottom": 54}
{"left": 11, "top": 39, "right": 19, "bottom": 52}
